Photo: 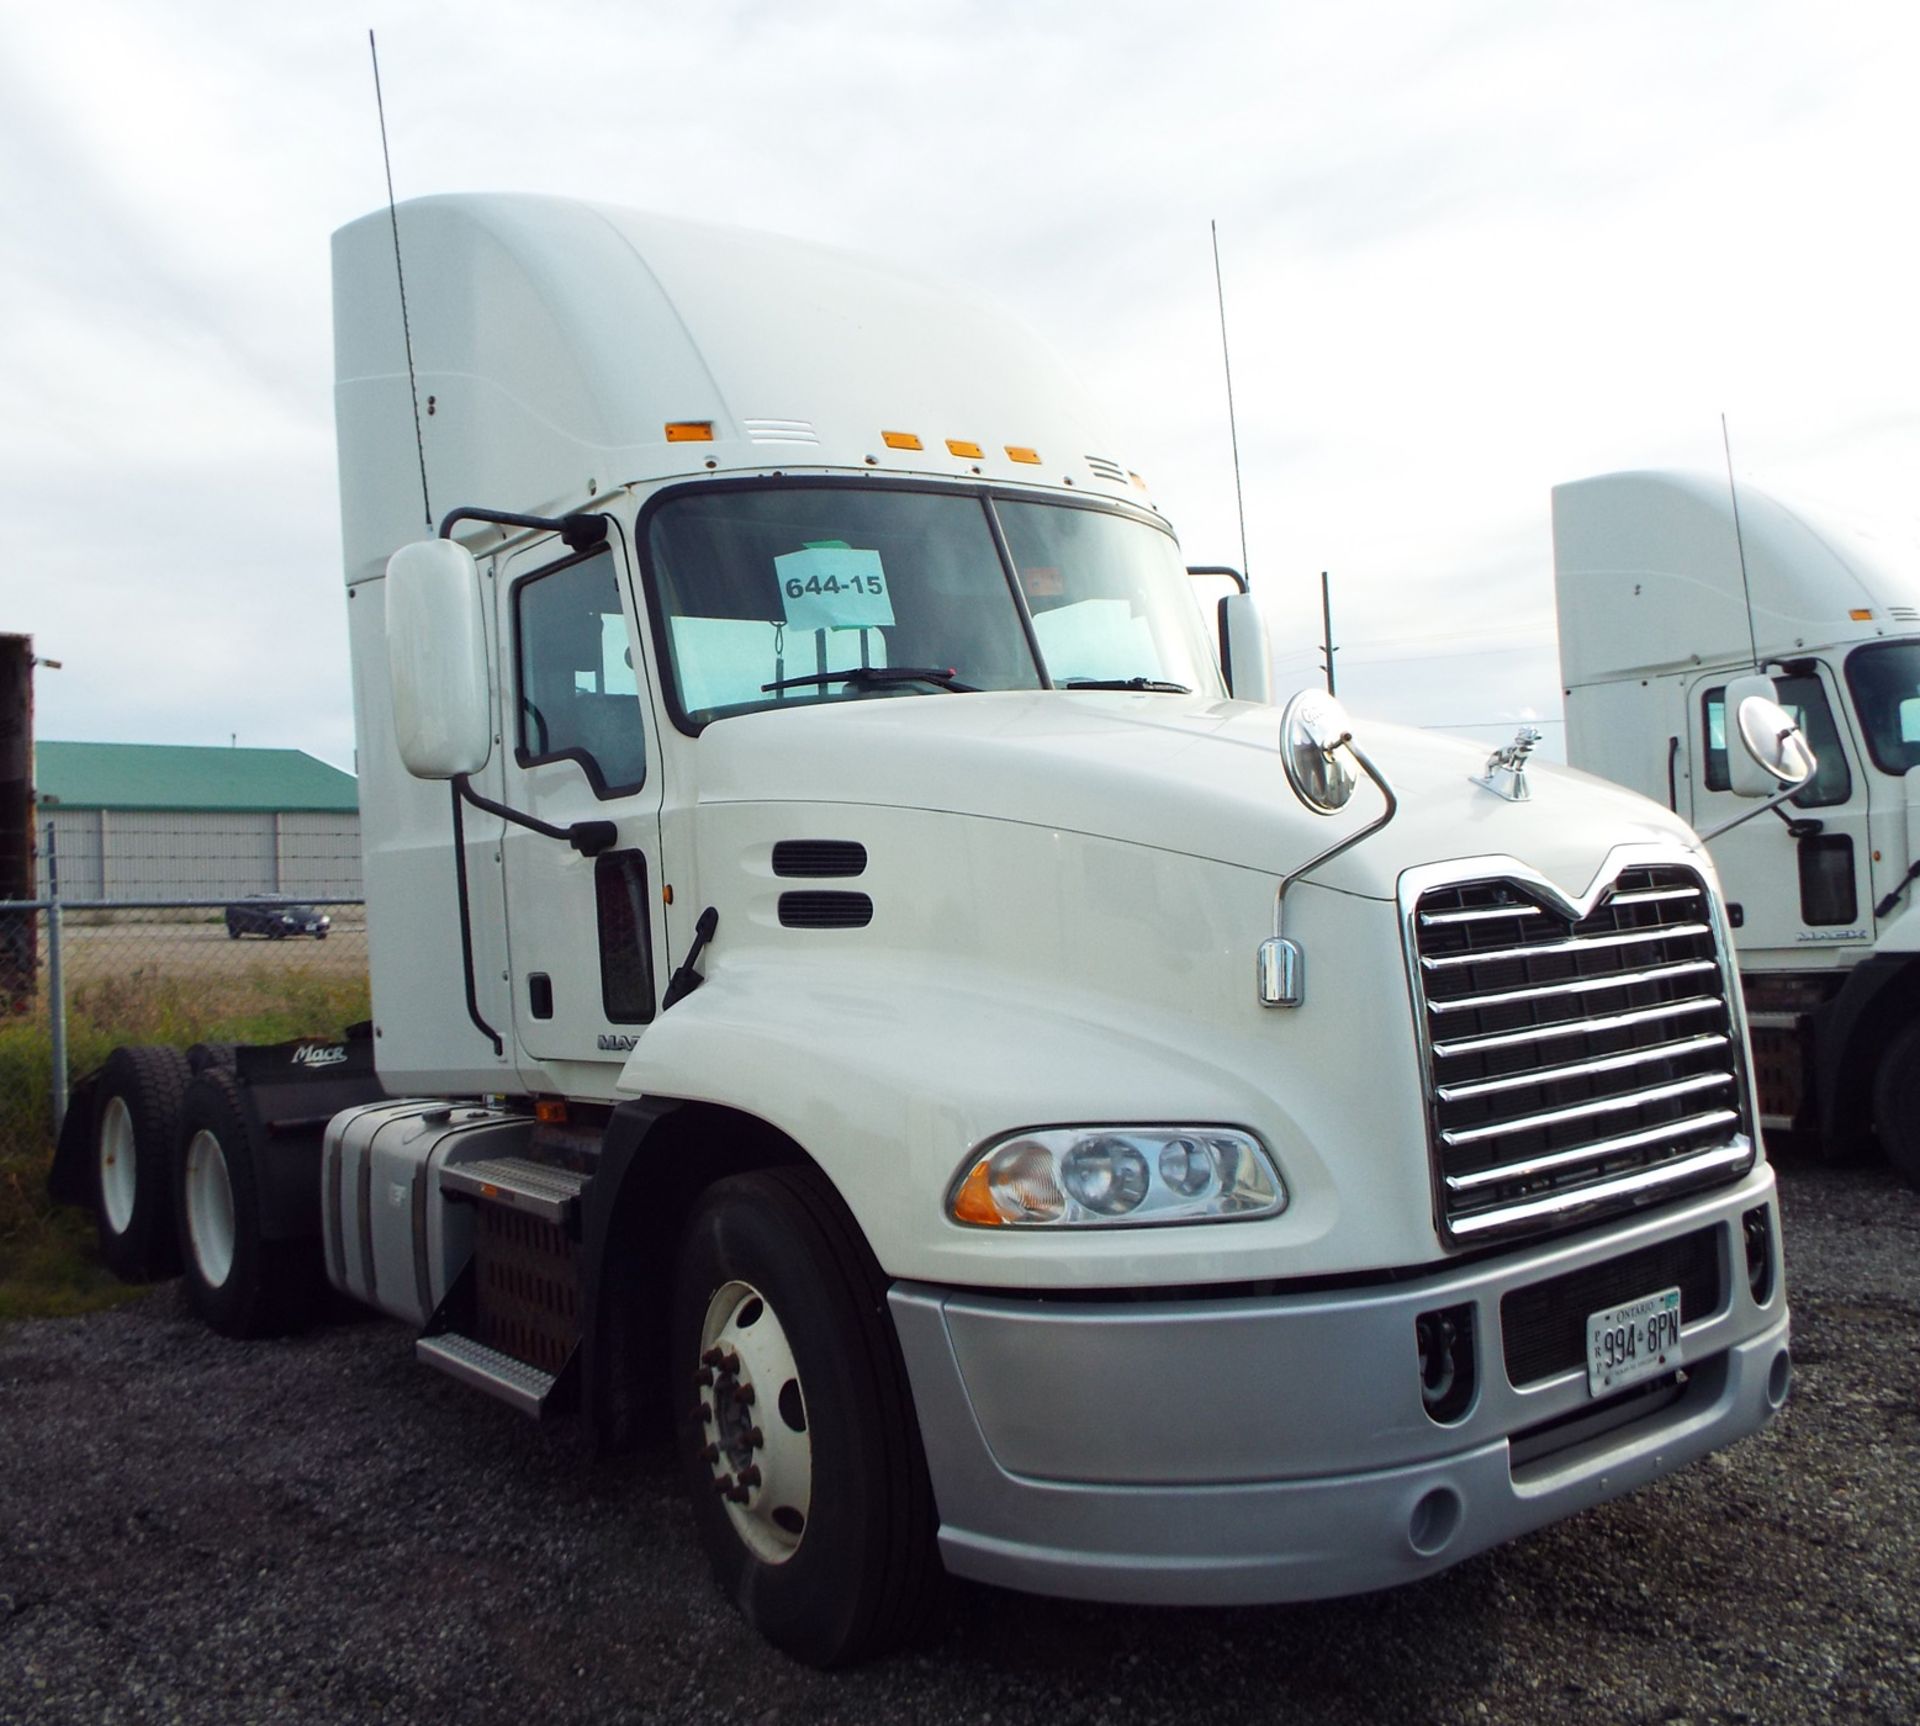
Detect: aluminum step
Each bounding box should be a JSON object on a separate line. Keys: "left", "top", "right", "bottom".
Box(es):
{"left": 439, "top": 1155, "right": 588, "bottom": 1224}
{"left": 416, "top": 1332, "right": 558, "bottom": 1417}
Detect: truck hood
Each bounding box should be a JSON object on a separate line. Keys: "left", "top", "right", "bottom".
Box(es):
{"left": 686, "top": 690, "right": 1698, "bottom": 901}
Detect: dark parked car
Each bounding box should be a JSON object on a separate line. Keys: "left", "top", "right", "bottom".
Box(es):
{"left": 225, "top": 896, "right": 331, "bottom": 940}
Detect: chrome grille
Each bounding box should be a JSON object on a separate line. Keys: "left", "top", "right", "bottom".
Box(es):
{"left": 1412, "top": 863, "right": 1753, "bottom": 1244}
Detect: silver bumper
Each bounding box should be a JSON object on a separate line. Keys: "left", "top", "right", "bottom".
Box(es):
{"left": 889, "top": 1168, "right": 1789, "bottom": 1605}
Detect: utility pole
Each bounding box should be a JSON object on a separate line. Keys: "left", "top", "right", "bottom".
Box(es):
{"left": 1319, "top": 570, "right": 1337, "bottom": 696}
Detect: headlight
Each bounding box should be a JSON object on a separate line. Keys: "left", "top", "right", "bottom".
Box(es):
{"left": 949, "top": 1127, "right": 1286, "bottom": 1228}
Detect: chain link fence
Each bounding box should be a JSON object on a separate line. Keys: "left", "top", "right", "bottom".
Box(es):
{"left": 2, "top": 855, "right": 369, "bottom": 1264}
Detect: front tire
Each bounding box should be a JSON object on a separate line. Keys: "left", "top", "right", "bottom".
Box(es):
{"left": 91, "top": 1045, "right": 191, "bottom": 1281}
{"left": 670, "top": 1166, "right": 937, "bottom": 1666}
{"left": 1874, "top": 1019, "right": 1920, "bottom": 1187}
{"left": 173, "top": 1068, "right": 320, "bottom": 1337}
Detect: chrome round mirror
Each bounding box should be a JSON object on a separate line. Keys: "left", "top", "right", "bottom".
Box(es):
{"left": 1735, "top": 695, "right": 1816, "bottom": 788}
{"left": 1279, "top": 690, "right": 1357, "bottom": 814}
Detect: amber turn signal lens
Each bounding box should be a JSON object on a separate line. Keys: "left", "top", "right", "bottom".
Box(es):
{"left": 665, "top": 421, "right": 715, "bottom": 442}
{"left": 1005, "top": 446, "right": 1042, "bottom": 464}
{"left": 950, "top": 1161, "right": 1002, "bottom": 1226}
{"left": 882, "top": 430, "right": 923, "bottom": 450}
{"left": 946, "top": 438, "right": 984, "bottom": 459}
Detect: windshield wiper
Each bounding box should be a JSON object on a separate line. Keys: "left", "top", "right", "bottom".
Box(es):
{"left": 761, "top": 665, "right": 976, "bottom": 694}
{"left": 1061, "top": 676, "right": 1191, "bottom": 694}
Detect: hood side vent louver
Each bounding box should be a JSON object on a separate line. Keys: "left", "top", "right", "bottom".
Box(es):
{"left": 773, "top": 840, "right": 868, "bottom": 878}
{"left": 1085, "top": 454, "right": 1126, "bottom": 483}
{"left": 779, "top": 891, "right": 873, "bottom": 930}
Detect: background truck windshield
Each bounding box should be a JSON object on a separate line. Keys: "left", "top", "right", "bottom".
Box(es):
{"left": 645, "top": 484, "right": 1222, "bottom": 725}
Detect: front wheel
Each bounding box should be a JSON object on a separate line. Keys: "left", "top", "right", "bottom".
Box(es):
{"left": 670, "top": 1166, "right": 937, "bottom": 1666}
{"left": 1874, "top": 1019, "right": 1920, "bottom": 1187}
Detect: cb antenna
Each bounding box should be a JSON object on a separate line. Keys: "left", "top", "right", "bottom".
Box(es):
{"left": 370, "top": 29, "right": 432, "bottom": 534}
{"left": 1211, "top": 220, "right": 1251, "bottom": 582}
{"left": 1721, "top": 413, "right": 1760, "bottom": 671}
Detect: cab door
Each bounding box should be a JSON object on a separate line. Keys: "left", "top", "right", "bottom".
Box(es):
{"left": 1690, "top": 663, "right": 1874, "bottom": 961}
{"left": 494, "top": 531, "right": 668, "bottom": 1077}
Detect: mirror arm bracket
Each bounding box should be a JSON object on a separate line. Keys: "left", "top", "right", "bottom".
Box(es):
{"left": 1259, "top": 741, "right": 1399, "bottom": 1009}
{"left": 1699, "top": 783, "right": 1804, "bottom": 843}
{"left": 438, "top": 505, "right": 609, "bottom": 552}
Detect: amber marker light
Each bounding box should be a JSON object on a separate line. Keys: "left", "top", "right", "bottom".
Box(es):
{"left": 882, "top": 430, "right": 923, "bottom": 450}
{"left": 946, "top": 438, "right": 984, "bottom": 458}
{"left": 535, "top": 1099, "right": 569, "bottom": 1124}
{"left": 1129, "top": 472, "right": 1148, "bottom": 491}
{"left": 1005, "top": 446, "right": 1042, "bottom": 465}
{"left": 951, "top": 1161, "right": 1003, "bottom": 1226}
{"left": 1850, "top": 608, "right": 1874, "bottom": 621}
{"left": 665, "top": 421, "right": 715, "bottom": 442}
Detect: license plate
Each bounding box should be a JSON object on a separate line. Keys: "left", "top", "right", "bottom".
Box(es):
{"left": 1586, "top": 1286, "right": 1683, "bottom": 1397}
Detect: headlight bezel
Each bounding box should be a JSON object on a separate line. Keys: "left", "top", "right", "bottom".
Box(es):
{"left": 948, "top": 1125, "right": 1288, "bottom": 1230}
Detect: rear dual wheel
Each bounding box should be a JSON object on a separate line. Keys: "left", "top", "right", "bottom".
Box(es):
{"left": 670, "top": 1166, "right": 937, "bottom": 1666}
{"left": 173, "top": 1068, "right": 321, "bottom": 1337}
{"left": 91, "top": 1045, "right": 191, "bottom": 1282}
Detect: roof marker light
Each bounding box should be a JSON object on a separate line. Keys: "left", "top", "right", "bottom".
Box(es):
{"left": 1006, "top": 446, "right": 1042, "bottom": 465}
{"left": 946, "top": 438, "right": 983, "bottom": 459}
{"left": 1850, "top": 608, "right": 1874, "bottom": 621}
{"left": 883, "top": 430, "right": 923, "bottom": 450}
{"left": 665, "top": 421, "right": 715, "bottom": 443}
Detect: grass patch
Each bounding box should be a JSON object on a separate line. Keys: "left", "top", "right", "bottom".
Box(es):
{"left": 0, "top": 966, "right": 371, "bottom": 1324}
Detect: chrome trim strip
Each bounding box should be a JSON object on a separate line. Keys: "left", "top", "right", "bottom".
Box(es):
{"left": 1431, "top": 995, "right": 1725, "bottom": 1059}
{"left": 1420, "top": 921, "right": 1712, "bottom": 972}
{"left": 1442, "top": 1071, "right": 1734, "bottom": 1146}
{"left": 1446, "top": 1108, "right": 1744, "bottom": 1191}
{"left": 1605, "top": 886, "right": 1702, "bottom": 907}
{"left": 1435, "top": 1033, "right": 1730, "bottom": 1101}
{"left": 1419, "top": 904, "right": 1545, "bottom": 928}
{"left": 1428, "top": 957, "right": 1718, "bottom": 1015}
{"left": 1443, "top": 1140, "right": 1755, "bottom": 1239}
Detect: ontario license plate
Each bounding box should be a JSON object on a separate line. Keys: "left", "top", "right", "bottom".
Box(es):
{"left": 1586, "top": 1286, "right": 1683, "bottom": 1397}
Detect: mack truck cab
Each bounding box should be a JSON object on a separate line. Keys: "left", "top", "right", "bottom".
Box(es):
{"left": 60, "top": 200, "right": 1793, "bottom": 1667}
{"left": 1554, "top": 471, "right": 1920, "bottom": 1181}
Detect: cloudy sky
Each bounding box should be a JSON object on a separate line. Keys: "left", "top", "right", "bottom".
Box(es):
{"left": 5, "top": 1, "right": 1915, "bottom": 770}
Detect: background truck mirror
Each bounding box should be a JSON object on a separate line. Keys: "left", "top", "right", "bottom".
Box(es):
{"left": 386, "top": 539, "right": 494, "bottom": 780}
{"left": 1219, "top": 591, "right": 1273, "bottom": 704}
{"left": 1725, "top": 673, "right": 1788, "bottom": 797}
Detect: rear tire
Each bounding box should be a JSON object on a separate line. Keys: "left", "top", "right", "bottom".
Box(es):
{"left": 173, "top": 1068, "right": 321, "bottom": 1337}
{"left": 670, "top": 1166, "right": 938, "bottom": 1666}
{"left": 1874, "top": 1019, "right": 1920, "bottom": 1188}
{"left": 91, "top": 1045, "right": 191, "bottom": 1282}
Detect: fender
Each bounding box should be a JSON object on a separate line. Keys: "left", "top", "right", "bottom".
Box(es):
{"left": 609, "top": 938, "right": 1429, "bottom": 1291}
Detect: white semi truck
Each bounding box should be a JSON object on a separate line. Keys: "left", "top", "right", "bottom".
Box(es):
{"left": 57, "top": 198, "right": 1795, "bottom": 1666}
{"left": 1554, "top": 471, "right": 1920, "bottom": 1182}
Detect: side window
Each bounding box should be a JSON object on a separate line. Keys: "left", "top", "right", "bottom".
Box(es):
{"left": 514, "top": 549, "right": 647, "bottom": 795}
{"left": 1702, "top": 688, "right": 1730, "bottom": 792}
{"left": 1775, "top": 674, "right": 1851, "bottom": 809}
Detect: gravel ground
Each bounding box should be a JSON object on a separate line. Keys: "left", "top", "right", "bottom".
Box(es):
{"left": 3, "top": 1152, "right": 1916, "bottom": 1726}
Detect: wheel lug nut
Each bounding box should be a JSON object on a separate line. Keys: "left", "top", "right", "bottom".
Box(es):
{"left": 737, "top": 1464, "right": 762, "bottom": 1490}
{"left": 689, "top": 1402, "right": 712, "bottom": 1425}
{"left": 712, "top": 1473, "right": 734, "bottom": 1495}
{"left": 701, "top": 1443, "right": 719, "bottom": 1465}
{"left": 694, "top": 1368, "right": 713, "bottom": 1388}
{"left": 732, "top": 1383, "right": 755, "bottom": 1407}
{"left": 744, "top": 1425, "right": 764, "bottom": 1449}
{"left": 701, "top": 1347, "right": 725, "bottom": 1369}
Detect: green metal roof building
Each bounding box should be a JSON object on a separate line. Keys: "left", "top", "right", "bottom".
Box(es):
{"left": 36, "top": 742, "right": 361, "bottom": 901}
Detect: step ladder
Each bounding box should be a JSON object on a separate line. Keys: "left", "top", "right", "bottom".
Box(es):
{"left": 416, "top": 1155, "right": 589, "bottom": 1417}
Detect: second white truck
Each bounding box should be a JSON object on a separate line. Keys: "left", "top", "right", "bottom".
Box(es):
{"left": 1555, "top": 470, "right": 1920, "bottom": 1180}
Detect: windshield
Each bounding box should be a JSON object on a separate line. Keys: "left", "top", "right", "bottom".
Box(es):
{"left": 1846, "top": 640, "right": 1920, "bottom": 775}
{"left": 645, "top": 483, "right": 1222, "bottom": 726}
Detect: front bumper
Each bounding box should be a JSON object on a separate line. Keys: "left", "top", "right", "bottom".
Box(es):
{"left": 889, "top": 1166, "right": 1788, "bottom": 1605}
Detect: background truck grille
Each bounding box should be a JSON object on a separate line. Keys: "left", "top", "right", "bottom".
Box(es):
{"left": 1412, "top": 863, "right": 1752, "bottom": 1243}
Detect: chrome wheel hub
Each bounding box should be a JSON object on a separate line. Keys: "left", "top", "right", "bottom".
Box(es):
{"left": 694, "top": 1279, "right": 811, "bottom": 1564}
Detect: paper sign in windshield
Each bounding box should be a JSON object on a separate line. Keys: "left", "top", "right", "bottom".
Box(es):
{"left": 775, "top": 547, "right": 895, "bottom": 632}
